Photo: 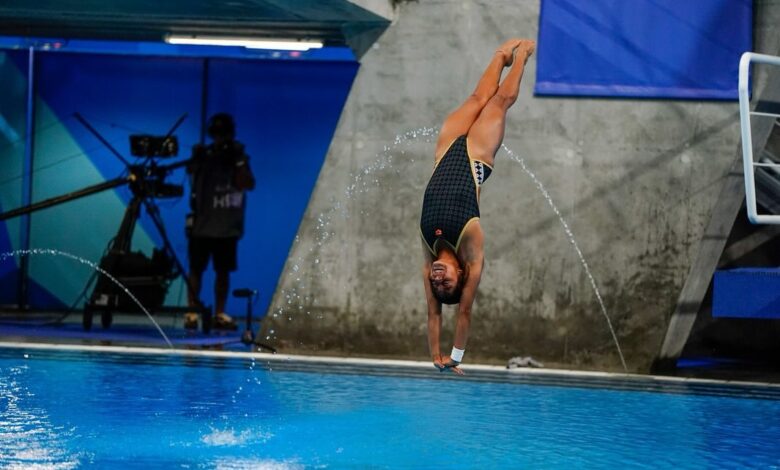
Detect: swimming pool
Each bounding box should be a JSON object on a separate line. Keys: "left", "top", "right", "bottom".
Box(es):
{"left": 1, "top": 343, "right": 779, "bottom": 469}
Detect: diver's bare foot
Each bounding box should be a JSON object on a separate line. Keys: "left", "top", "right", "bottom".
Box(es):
{"left": 496, "top": 39, "right": 522, "bottom": 66}
{"left": 516, "top": 39, "right": 536, "bottom": 63}
{"left": 496, "top": 39, "right": 536, "bottom": 67}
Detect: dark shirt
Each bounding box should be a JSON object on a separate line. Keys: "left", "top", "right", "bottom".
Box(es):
{"left": 188, "top": 141, "right": 251, "bottom": 238}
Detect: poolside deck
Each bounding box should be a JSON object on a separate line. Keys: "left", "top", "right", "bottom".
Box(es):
{"left": 0, "top": 310, "right": 248, "bottom": 351}
{"left": 1, "top": 309, "right": 779, "bottom": 384}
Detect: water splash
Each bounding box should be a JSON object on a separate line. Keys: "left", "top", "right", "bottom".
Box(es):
{"left": 0, "top": 248, "right": 173, "bottom": 348}
{"left": 0, "top": 366, "right": 81, "bottom": 469}
{"left": 207, "top": 457, "right": 303, "bottom": 470}
{"left": 201, "top": 427, "right": 272, "bottom": 446}
{"left": 266, "top": 127, "right": 439, "bottom": 339}
{"left": 501, "top": 144, "right": 627, "bottom": 371}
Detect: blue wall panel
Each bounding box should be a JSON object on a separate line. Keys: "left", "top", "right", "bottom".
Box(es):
{"left": 0, "top": 50, "right": 29, "bottom": 304}
{"left": 0, "top": 46, "right": 358, "bottom": 319}
{"left": 28, "top": 53, "right": 204, "bottom": 309}
{"left": 535, "top": 0, "right": 752, "bottom": 99}
{"left": 714, "top": 269, "right": 780, "bottom": 319}
{"left": 206, "top": 58, "right": 359, "bottom": 317}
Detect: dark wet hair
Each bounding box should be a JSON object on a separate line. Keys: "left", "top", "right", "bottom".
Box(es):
{"left": 430, "top": 264, "right": 468, "bottom": 305}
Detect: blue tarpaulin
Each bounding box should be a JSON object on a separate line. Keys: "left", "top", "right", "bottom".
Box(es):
{"left": 535, "top": 0, "right": 752, "bottom": 99}
{"left": 713, "top": 268, "right": 780, "bottom": 319}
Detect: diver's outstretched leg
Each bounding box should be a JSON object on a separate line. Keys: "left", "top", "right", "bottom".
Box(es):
{"left": 434, "top": 39, "right": 524, "bottom": 161}
{"left": 466, "top": 40, "right": 535, "bottom": 167}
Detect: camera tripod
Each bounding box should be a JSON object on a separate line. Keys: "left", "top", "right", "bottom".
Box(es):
{"left": 0, "top": 113, "right": 212, "bottom": 333}
{"left": 82, "top": 167, "right": 211, "bottom": 332}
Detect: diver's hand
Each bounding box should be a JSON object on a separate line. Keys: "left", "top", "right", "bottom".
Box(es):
{"left": 433, "top": 355, "right": 465, "bottom": 376}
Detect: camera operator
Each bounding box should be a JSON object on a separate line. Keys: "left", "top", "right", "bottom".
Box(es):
{"left": 184, "top": 113, "right": 255, "bottom": 330}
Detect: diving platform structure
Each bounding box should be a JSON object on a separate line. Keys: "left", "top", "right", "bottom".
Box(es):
{"left": 655, "top": 51, "right": 780, "bottom": 372}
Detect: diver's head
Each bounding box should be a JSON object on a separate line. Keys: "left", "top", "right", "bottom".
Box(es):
{"left": 429, "top": 257, "right": 466, "bottom": 305}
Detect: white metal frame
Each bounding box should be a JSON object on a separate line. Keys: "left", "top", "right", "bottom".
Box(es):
{"left": 739, "top": 51, "right": 780, "bottom": 224}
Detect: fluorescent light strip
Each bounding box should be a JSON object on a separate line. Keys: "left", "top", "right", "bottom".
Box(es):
{"left": 166, "top": 35, "right": 323, "bottom": 51}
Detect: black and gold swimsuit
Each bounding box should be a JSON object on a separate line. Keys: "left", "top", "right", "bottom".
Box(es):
{"left": 420, "top": 135, "right": 493, "bottom": 255}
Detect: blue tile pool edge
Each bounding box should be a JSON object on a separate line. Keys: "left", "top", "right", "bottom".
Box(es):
{"left": 2, "top": 341, "right": 780, "bottom": 401}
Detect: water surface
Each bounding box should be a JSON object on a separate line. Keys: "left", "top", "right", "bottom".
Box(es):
{"left": 1, "top": 347, "right": 778, "bottom": 469}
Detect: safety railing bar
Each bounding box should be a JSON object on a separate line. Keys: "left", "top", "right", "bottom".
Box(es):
{"left": 740, "top": 51, "right": 760, "bottom": 223}
{"left": 749, "top": 111, "right": 780, "bottom": 118}
{"left": 762, "top": 148, "right": 780, "bottom": 161}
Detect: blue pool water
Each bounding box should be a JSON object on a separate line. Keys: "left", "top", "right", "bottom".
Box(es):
{"left": 1, "top": 346, "right": 780, "bottom": 469}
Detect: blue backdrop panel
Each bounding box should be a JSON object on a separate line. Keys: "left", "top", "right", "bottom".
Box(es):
{"left": 713, "top": 268, "right": 780, "bottom": 319}
{"left": 0, "top": 44, "right": 358, "bottom": 318}
{"left": 206, "top": 58, "right": 359, "bottom": 317}
{"left": 535, "top": 0, "right": 752, "bottom": 99}
{"left": 0, "top": 50, "right": 29, "bottom": 304}
{"left": 28, "top": 52, "right": 203, "bottom": 309}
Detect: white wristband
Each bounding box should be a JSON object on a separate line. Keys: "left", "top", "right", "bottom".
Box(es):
{"left": 450, "top": 346, "right": 465, "bottom": 363}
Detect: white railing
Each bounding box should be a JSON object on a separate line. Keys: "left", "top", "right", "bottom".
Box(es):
{"left": 739, "top": 51, "right": 780, "bottom": 224}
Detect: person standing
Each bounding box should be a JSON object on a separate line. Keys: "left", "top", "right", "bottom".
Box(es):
{"left": 185, "top": 113, "right": 256, "bottom": 330}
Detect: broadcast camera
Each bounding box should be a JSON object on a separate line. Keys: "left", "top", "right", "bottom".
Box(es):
{"left": 0, "top": 113, "right": 212, "bottom": 332}
{"left": 130, "top": 134, "right": 178, "bottom": 158}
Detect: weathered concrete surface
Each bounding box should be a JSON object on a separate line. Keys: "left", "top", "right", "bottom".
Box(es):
{"left": 263, "top": 0, "right": 779, "bottom": 372}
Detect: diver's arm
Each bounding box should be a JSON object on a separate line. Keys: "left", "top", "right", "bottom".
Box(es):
{"left": 425, "top": 274, "right": 465, "bottom": 376}
{"left": 450, "top": 224, "right": 485, "bottom": 363}
{"left": 452, "top": 259, "right": 483, "bottom": 352}
{"left": 422, "top": 242, "right": 443, "bottom": 361}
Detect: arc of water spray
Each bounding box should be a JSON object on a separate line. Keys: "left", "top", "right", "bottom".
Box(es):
{"left": 374, "top": 128, "right": 628, "bottom": 370}
{"left": 0, "top": 248, "right": 173, "bottom": 349}
{"left": 270, "top": 127, "right": 627, "bottom": 371}
{"left": 501, "top": 144, "right": 627, "bottom": 372}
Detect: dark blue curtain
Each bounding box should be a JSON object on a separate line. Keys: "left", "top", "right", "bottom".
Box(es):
{"left": 535, "top": 0, "right": 752, "bottom": 99}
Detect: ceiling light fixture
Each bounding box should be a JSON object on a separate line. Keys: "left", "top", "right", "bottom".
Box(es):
{"left": 165, "top": 35, "right": 323, "bottom": 51}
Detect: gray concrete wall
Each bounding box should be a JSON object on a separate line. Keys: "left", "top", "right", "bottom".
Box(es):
{"left": 263, "top": 0, "right": 780, "bottom": 372}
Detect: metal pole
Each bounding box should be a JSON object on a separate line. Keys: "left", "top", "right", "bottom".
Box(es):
{"left": 18, "top": 46, "right": 36, "bottom": 309}
{"left": 0, "top": 177, "right": 130, "bottom": 221}
{"left": 199, "top": 58, "right": 210, "bottom": 145}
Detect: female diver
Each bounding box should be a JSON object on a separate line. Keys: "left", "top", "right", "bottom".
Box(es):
{"left": 420, "top": 38, "right": 536, "bottom": 375}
